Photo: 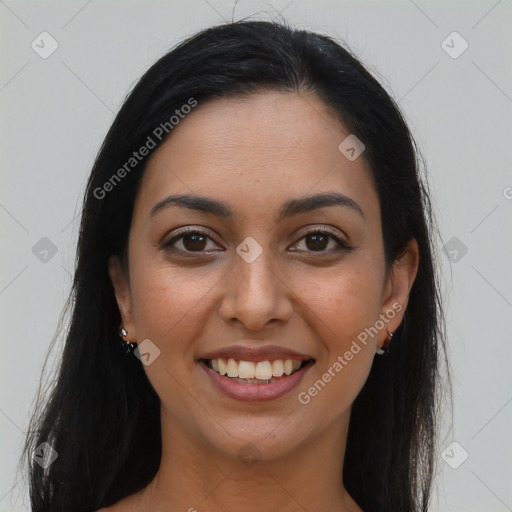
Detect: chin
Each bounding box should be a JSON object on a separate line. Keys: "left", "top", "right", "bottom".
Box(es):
{"left": 194, "top": 413, "right": 312, "bottom": 464}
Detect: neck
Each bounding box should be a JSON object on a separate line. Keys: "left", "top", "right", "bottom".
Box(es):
{"left": 135, "top": 406, "right": 361, "bottom": 512}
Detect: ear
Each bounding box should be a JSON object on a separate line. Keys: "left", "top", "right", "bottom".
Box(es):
{"left": 108, "top": 255, "right": 137, "bottom": 341}
{"left": 378, "top": 239, "right": 419, "bottom": 350}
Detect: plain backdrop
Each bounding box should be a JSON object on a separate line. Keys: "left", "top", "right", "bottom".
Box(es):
{"left": 1, "top": 1, "right": 511, "bottom": 511}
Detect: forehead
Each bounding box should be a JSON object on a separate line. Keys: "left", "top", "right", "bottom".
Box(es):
{"left": 135, "top": 91, "right": 378, "bottom": 223}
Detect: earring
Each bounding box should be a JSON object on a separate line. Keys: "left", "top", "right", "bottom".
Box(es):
{"left": 376, "top": 330, "right": 394, "bottom": 355}
{"left": 118, "top": 327, "right": 137, "bottom": 355}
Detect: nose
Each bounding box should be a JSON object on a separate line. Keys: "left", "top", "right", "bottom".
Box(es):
{"left": 218, "top": 241, "right": 293, "bottom": 331}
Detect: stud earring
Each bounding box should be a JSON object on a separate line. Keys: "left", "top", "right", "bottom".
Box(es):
{"left": 118, "top": 327, "right": 137, "bottom": 355}
{"left": 376, "top": 330, "right": 394, "bottom": 355}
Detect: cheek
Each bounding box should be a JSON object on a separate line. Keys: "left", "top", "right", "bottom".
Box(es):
{"left": 294, "top": 303, "right": 378, "bottom": 422}
{"left": 129, "top": 263, "right": 218, "bottom": 356}
{"left": 291, "top": 262, "right": 383, "bottom": 411}
{"left": 128, "top": 264, "right": 217, "bottom": 415}
{"left": 296, "top": 261, "right": 384, "bottom": 345}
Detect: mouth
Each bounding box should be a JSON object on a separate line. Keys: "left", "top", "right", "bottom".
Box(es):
{"left": 200, "top": 357, "right": 314, "bottom": 383}
{"left": 197, "top": 357, "right": 316, "bottom": 402}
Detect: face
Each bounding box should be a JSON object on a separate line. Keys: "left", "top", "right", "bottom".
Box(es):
{"left": 110, "top": 91, "right": 418, "bottom": 462}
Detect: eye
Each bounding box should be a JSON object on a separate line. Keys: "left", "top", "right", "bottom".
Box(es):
{"left": 290, "top": 227, "right": 352, "bottom": 254}
{"left": 162, "top": 227, "right": 220, "bottom": 254}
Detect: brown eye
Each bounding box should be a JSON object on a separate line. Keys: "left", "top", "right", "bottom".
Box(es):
{"left": 304, "top": 233, "right": 330, "bottom": 251}
{"left": 290, "top": 228, "right": 352, "bottom": 254}
{"left": 180, "top": 233, "right": 208, "bottom": 252}
{"left": 162, "top": 228, "right": 219, "bottom": 254}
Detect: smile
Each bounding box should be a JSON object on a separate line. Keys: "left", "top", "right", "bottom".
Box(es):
{"left": 198, "top": 357, "right": 316, "bottom": 402}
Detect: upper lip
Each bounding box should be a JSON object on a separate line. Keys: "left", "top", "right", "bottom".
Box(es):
{"left": 198, "top": 344, "right": 315, "bottom": 362}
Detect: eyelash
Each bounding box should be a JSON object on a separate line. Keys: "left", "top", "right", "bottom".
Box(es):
{"left": 162, "top": 226, "right": 353, "bottom": 257}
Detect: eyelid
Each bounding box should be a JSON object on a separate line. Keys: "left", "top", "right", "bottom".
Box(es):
{"left": 294, "top": 224, "right": 349, "bottom": 243}
{"left": 161, "top": 225, "right": 220, "bottom": 248}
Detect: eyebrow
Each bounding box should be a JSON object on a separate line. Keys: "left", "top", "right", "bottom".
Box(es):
{"left": 149, "top": 191, "right": 364, "bottom": 220}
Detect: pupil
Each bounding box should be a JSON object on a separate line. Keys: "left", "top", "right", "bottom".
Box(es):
{"left": 183, "top": 234, "right": 206, "bottom": 251}
{"left": 307, "top": 234, "right": 328, "bottom": 251}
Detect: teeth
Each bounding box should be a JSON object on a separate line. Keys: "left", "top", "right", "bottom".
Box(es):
{"left": 226, "top": 358, "right": 238, "bottom": 378}
{"left": 238, "top": 360, "right": 255, "bottom": 379}
{"left": 217, "top": 358, "right": 227, "bottom": 375}
{"left": 272, "top": 359, "right": 284, "bottom": 376}
{"left": 283, "top": 359, "right": 294, "bottom": 375}
{"left": 207, "top": 358, "right": 307, "bottom": 379}
{"left": 255, "top": 361, "right": 273, "bottom": 380}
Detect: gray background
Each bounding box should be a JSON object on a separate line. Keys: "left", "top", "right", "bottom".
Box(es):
{"left": 1, "top": 1, "right": 511, "bottom": 511}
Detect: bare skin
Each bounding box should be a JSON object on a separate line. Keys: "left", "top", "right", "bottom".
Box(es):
{"left": 106, "top": 91, "right": 419, "bottom": 512}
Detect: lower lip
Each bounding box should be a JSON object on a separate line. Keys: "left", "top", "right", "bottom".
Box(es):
{"left": 199, "top": 360, "right": 314, "bottom": 402}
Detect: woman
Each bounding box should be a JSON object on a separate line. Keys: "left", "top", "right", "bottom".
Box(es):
{"left": 21, "top": 19, "right": 449, "bottom": 512}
